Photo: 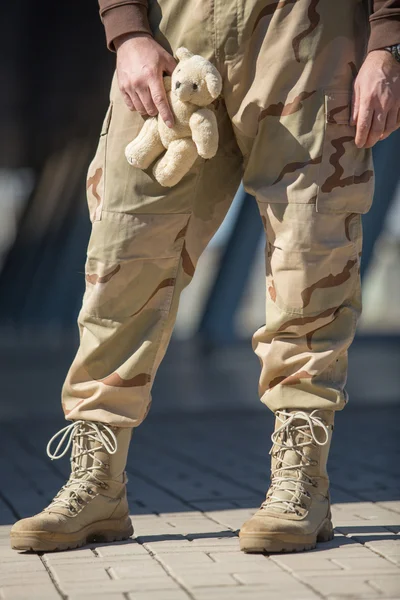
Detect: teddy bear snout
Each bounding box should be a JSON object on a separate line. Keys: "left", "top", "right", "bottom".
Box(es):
{"left": 174, "top": 81, "right": 194, "bottom": 102}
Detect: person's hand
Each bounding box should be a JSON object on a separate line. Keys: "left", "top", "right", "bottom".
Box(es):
{"left": 115, "top": 33, "right": 177, "bottom": 127}
{"left": 351, "top": 49, "right": 400, "bottom": 148}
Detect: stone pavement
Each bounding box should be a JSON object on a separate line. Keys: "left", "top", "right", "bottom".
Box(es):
{"left": 0, "top": 406, "right": 399, "bottom": 600}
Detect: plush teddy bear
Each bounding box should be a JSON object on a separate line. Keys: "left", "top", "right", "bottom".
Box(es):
{"left": 125, "top": 47, "right": 222, "bottom": 187}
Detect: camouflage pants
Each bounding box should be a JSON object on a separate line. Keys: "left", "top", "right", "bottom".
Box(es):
{"left": 62, "top": 0, "right": 374, "bottom": 426}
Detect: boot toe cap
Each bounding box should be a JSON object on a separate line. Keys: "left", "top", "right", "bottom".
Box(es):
{"left": 11, "top": 517, "right": 39, "bottom": 535}
{"left": 11, "top": 512, "right": 64, "bottom": 535}
{"left": 240, "top": 512, "right": 307, "bottom": 537}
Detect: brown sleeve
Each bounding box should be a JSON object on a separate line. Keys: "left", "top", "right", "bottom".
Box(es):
{"left": 369, "top": 0, "right": 400, "bottom": 51}
{"left": 98, "top": 0, "right": 153, "bottom": 51}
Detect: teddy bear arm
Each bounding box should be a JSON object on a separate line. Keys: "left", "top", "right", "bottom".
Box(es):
{"left": 189, "top": 108, "right": 219, "bottom": 160}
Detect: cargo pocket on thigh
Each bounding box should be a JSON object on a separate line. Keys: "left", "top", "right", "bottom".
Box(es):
{"left": 316, "top": 90, "right": 374, "bottom": 214}
{"left": 86, "top": 102, "right": 113, "bottom": 222}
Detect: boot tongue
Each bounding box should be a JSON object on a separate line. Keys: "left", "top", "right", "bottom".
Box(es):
{"left": 266, "top": 419, "right": 310, "bottom": 514}
{"left": 73, "top": 425, "right": 109, "bottom": 482}
{"left": 73, "top": 423, "right": 127, "bottom": 484}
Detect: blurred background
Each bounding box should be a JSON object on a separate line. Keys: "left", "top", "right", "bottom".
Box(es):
{"left": 0, "top": 0, "right": 399, "bottom": 423}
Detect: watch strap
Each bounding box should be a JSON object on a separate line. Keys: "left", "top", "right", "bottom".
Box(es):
{"left": 384, "top": 44, "right": 400, "bottom": 63}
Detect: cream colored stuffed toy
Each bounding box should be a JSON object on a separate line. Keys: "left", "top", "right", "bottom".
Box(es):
{"left": 125, "top": 47, "right": 222, "bottom": 187}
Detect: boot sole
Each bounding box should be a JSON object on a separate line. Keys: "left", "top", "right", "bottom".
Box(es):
{"left": 10, "top": 516, "right": 134, "bottom": 552}
{"left": 239, "top": 518, "right": 334, "bottom": 554}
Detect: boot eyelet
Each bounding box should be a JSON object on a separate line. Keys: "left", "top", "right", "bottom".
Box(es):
{"left": 87, "top": 488, "right": 94, "bottom": 495}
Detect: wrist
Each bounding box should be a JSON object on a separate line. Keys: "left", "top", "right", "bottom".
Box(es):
{"left": 114, "top": 32, "right": 153, "bottom": 51}
{"left": 367, "top": 48, "right": 400, "bottom": 67}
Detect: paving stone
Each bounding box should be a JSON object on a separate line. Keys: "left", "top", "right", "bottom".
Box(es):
{"left": 377, "top": 501, "right": 400, "bottom": 515}
{"left": 208, "top": 551, "right": 269, "bottom": 565}
{"left": 51, "top": 566, "right": 111, "bottom": 582}
{"left": 191, "top": 587, "right": 319, "bottom": 600}
{"left": 110, "top": 563, "right": 169, "bottom": 579}
{"left": 165, "top": 539, "right": 239, "bottom": 551}
{"left": 365, "top": 538, "right": 400, "bottom": 556}
{"left": 203, "top": 508, "right": 257, "bottom": 531}
{"left": 168, "top": 561, "right": 282, "bottom": 577}
{"left": 138, "top": 541, "right": 223, "bottom": 552}
{"left": 69, "top": 595, "right": 126, "bottom": 600}
{"left": 176, "top": 572, "right": 239, "bottom": 588}
{"left": 330, "top": 555, "right": 399, "bottom": 572}
{"left": 152, "top": 551, "right": 214, "bottom": 565}
{"left": 0, "top": 572, "right": 51, "bottom": 585}
{"left": 272, "top": 555, "right": 343, "bottom": 571}
{"left": 299, "top": 574, "right": 386, "bottom": 597}
{"left": 368, "top": 574, "right": 400, "bottom": 596}
{"left": 59, "top": 577, "right": 180, "bottom": 593}
{"left": 319, "top": 548, "right": 385, "bottom": 562}
{"left": 95, "top": 541, "right": 150, "bottom": 557}
{"left": 0, "top": 562, "right": 48, "bottom": 573}
{"left": 44, "top": 548, "right": 96, "bottom": 561}
{"left": 232, "top": 570, "right": 313, "bottom": 588}
{"left": 186, "top": 535, "right": 238, "bottom": 545}
{"left": 126, "top": 592, "right": 189, "bottom": 600}
{"left": 0, "top": 584, "right": 59, "bottom": 599}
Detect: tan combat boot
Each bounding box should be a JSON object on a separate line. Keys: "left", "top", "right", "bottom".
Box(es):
{"left": 10, "top": 421, "right": 133, "bottom": 552}
{"left": 240, "top": 409, "right": 334, "bottom": 553}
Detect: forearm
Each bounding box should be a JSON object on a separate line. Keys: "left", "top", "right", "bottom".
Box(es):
{"left": 98, "top": 0, "right": 153, "bottom": 51}
{"left": 369, "top": 0, "right": 400, "bottom": 51}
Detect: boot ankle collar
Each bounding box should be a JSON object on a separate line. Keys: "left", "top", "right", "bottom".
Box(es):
{"left": 272, "top": 410, "right": 330, "bottom": 447}
{"left": 46, "top": 420, "right": 118, "bottom": 462}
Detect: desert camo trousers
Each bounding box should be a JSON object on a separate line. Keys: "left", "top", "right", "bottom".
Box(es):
{"left": 62, "top": 0, "right": 374, "bottom": 427}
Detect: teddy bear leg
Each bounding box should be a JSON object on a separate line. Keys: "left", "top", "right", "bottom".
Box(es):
{"left": 125, "top": 117, "right": 165, "bottom": 170}
{"left": 153, "top": 139, "right": 198, "bottom": 187}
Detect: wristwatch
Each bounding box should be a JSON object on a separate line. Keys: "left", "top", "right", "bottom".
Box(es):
{"left": 384, "top": 44, "right": 400, "bottom": 63}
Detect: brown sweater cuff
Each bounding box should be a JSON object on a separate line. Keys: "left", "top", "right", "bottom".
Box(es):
{"left": 100, "top": 4, "right": 153, "bottom": 51}
{"left": 368, "top": 17, "right": 400, "bottom": 51}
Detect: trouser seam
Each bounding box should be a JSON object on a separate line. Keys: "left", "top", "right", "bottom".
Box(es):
{"left": 135, "top": 161, "right": 206, "bottom": 425}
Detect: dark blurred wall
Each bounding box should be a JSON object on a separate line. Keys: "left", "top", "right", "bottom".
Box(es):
{"left": 0, "top": 1, "right": 115, "bottom": 330}
{"left": 0, "top": 0, "right": 114, "bottom": 169}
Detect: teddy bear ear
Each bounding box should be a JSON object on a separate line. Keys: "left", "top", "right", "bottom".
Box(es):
{"left": 176, "top": 47, "right": 194, "bottom": 61}
{"left": 205, "top": 71, "right": 222, "bottom": 100}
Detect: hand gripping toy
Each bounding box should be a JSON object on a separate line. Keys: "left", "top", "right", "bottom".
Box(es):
{"left": 125, "top": 47, "right": 222, "bottom": 187}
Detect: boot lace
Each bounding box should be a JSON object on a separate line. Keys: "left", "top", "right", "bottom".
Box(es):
{"left": 262, "top": 410, "right": 329, "bottom": 514}
{"left": 45, "top": 421, "right": 117, "bottom": 513}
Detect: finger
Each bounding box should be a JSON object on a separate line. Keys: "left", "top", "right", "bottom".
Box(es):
{"left": 163, "top": 53, "right": 178, "bottom": 75}
{"left": 130, "top": 90, "right": 148, "bottom": 117}
{"left": 380, "top": 108, "right": 399, "bottom": 140}
{"left": 121, "top": 90, "right": 135, "bottom": 111}
{"left": 149, "top": 77, "right": 174, "bottom": 127}
{"left": 136, "top": 86, "right": 158, "bottom": 117}
{"left": 350, "top": 83, "right": 359, "bottom": 126}
{"left": 355, "top": 104, "right": 373, "bottom": 148}
{"left": 364, "top": 110, "right": 386, "bottom": 148}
